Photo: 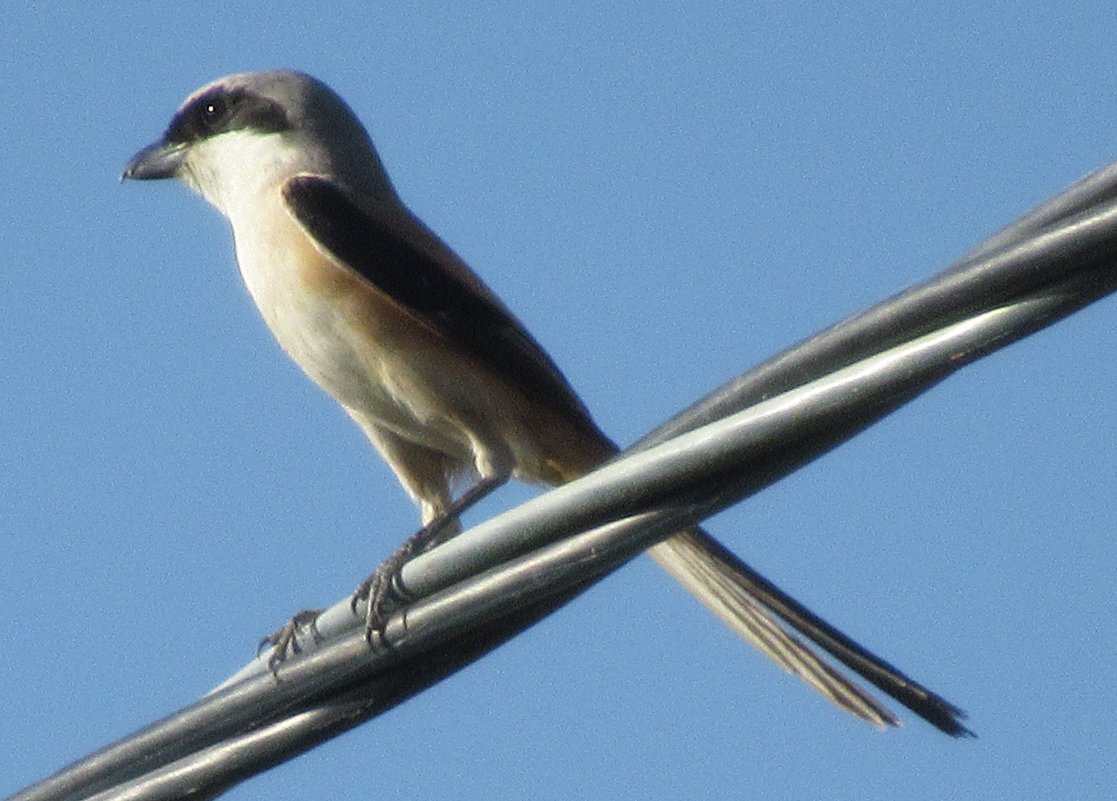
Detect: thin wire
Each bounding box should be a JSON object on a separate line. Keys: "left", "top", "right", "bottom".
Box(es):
{"left": 11, "top": 161, "right": 1117, "bottom": 801}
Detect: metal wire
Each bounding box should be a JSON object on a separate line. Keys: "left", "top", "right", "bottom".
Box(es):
{"left": 11, "top": 160, "right": 1117, "bottom": 801}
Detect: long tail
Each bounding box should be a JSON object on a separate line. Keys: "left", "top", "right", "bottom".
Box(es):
{"left": 550, "top": 424, "right": 970, "bottom": 735}
{"left": 649, "top": 529, "right": 971, "bottom": 735}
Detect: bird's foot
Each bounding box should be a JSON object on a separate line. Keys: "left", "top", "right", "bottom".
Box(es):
{"left": 350, "top": 543, "right": 416, "bottom": 649}
{"left": 350, "top": 499, "right": 486, "bottom": 648}
{"left": 259, "top": 608, "right": 324, "bottom": 673}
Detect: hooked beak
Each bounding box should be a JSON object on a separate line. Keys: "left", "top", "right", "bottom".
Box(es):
{"left": 120, "top": 138, "right": 187, "bottom": 181}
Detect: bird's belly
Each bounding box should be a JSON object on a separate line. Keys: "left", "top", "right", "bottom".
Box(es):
{"left": 232, "top": 215, "right": 471, "bottom": 458}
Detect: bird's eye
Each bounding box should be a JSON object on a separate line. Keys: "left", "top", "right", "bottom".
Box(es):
{"left": 200, "top": 97, "right": 227, "bottom": 128}
{"left": 164, "top": 91, "right": 242, "bottom": 144}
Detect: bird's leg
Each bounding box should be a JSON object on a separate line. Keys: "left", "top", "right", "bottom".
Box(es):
{"left": 352, "top": 475, "right": 507, "bottom": 645}
{"left": 421, "top": 475, "right": 509, "bottom": 550}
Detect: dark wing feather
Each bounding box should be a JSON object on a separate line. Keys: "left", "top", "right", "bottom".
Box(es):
{"left": 282, "top": 175, "right": 601, "bottom": 433}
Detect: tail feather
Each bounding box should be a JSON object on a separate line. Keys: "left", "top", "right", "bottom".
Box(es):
{"left": 541, "top": 429, "right": 970, "bottom": 734}
{"left": 650, "top": 529, "right": 972, "bottom": 736}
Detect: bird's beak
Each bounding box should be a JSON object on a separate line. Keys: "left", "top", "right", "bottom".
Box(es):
{"left": 121, "top": 138, "right": 186, "bottom": 181}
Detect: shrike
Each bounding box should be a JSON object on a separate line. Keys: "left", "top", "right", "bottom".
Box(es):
{"left": 123, "top": 70, "right": 967, "bottom": 735}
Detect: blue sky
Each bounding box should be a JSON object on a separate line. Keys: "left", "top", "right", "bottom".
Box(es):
{"left": 4, "top": 4, "right": 1116, "bottom": 799}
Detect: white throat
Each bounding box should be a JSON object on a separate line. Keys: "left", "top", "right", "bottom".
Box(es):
{"left": 181, "top": 130, "right": 307, "bottom": 221}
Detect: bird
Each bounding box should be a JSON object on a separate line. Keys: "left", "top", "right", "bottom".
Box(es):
{"left": 122, "top": 69, "right": 969, "bottom": 735}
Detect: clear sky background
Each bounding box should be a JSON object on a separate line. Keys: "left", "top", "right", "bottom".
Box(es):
{"left": 4, "top": 4, "right": 1116, "bottom": 800}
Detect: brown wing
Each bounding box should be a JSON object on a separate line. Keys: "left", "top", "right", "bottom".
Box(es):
{"left": 282, "top": 175, "right": 603, "bottom": 438}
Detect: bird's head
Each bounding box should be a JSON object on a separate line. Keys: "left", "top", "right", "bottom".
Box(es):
{"left": 122, "top": 70, "right": 395, "bottom": 216}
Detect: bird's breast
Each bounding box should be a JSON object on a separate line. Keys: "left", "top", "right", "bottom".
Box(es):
{"left": 223, "top": 187, "right": 602, "bottom": 481}
{"left": 228, "top": 194, "right": 457, "bottom": 445}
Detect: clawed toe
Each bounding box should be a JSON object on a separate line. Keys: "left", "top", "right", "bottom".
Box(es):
{"left": 351, "top": 552, "right": 411, "bottom": 648}
{"left": 260, "top": 608, "right": 324, "bottom": 672}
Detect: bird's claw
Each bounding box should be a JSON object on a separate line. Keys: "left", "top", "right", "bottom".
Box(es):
{"left": 351, "top": 550, "right": 412, "bottom": 649}
{"left": 260, "top": 609, "right": 324, "bottom": 673}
